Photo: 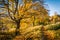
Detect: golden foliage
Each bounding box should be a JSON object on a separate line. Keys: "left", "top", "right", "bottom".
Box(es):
{"left": 44, "top": 30, "right": 56, "bottom": 40}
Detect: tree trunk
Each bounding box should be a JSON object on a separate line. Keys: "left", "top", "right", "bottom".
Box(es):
{"left": 15, "top": 21, "right": 20, "bottom": 36}
{"left": 33, "top": 16, "right": 35, "bottom": 26}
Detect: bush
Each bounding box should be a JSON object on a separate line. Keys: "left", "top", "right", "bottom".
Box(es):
{"left": 45, "top": 22, "right": 60, "bottom": 30}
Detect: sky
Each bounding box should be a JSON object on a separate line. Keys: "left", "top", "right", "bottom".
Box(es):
{"left": 45, "top": 0, "right": 60, "bottom": 16}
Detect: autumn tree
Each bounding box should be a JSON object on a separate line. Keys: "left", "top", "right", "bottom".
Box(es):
{"left": 0, "top": 0, "right": 49, "bottom": 36}
{"left": 1, "top": 0, "right": 33, "bottom": 35}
